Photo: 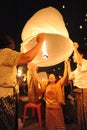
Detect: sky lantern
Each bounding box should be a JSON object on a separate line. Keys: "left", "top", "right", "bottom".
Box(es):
{"left": 37, "top": 71, "right": 48, "bottom": 82}
{"left": 21, "top": 6, "right": 73, "bottom": 67}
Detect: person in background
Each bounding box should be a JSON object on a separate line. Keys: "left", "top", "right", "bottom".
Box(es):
{"left": 0, "top": 32, "right": 46, "bottom": 130}
{"left": 67, "top": 42, "right": 87, "bottom": 130}
{"left": 29, "top": 60, "right": 68, "bottom": 130}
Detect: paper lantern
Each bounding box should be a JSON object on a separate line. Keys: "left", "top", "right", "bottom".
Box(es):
{"left": 21, "top": 6, "right": 73, "bottom": 67}
{"left": 37, "top": 71, "right": 48, "bottom": 82}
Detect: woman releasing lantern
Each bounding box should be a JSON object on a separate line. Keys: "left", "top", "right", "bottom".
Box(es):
{"left": 29, "top": 60, "right": 68, "bottom": 130}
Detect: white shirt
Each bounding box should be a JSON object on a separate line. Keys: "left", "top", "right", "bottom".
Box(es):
{"left": 69, "top": 59, "right": 87, "bottom": 88}
{"left": 0, "top": 48, "right": 21, "bottom": 97}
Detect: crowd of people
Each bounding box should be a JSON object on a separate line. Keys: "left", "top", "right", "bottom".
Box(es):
{"left": 0, "top": 32, "right": 87, "bottom": 130}
{"left": 27, "top": 42, "right": 87, "bottom": 130}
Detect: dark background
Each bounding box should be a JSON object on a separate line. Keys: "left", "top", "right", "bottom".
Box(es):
{"left": 0, "top": 0, "right": 87, "bottom": 50}
{"left": 0, "top": 0, "right": 87, "bottom": 74}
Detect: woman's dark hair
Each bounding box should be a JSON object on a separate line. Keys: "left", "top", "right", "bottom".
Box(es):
{"left": 0, "top": 32, "right": 14, "bottom": 49}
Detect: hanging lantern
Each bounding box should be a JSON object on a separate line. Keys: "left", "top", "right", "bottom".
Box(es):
{"left": 21, "top": 6, "right": 73, "bottom": 67}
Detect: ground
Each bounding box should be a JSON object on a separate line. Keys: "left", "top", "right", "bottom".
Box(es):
{"left": 18, "top": 97, "right": 81, "bottom": 130}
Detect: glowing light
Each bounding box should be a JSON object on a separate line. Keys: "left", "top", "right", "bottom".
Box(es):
{"left": 42, "top": 78, "right": 45, "bottom": 82}
{"left": 17, "top": 66, "right": 23, "bottom": 77}
{"left": 21, "top": 7, "right": 73, "bottom": 67}
{"left": 79, "top": 25, "right": 83, "bottom": 29}
{"left": 84, "top": 18, "right": 87, "bottom": 22}
{"left": 18, "top": 70, "right": 22, "bottom": 77}
{"left": 36, "top": 72, "right": 48, "bottom": 82}
{"left": 84, "top": 37, "right": 87, "bottom": 40}
{"left": 42, "top": 40, "right": 48, "bottom": 59}
{"left": 66, "top": 22, "right": 68, "bottom": 26}
{"left": 53, "top": 69, "right": 55, "bottom": 71}
{"left": 62, "top": 5, "right": 65, "bottom": 8}
{"left": 22, "top": 74, "right": 27, "bottom": 81}
{"left": 58, "top": 67, "right": 60, "bottom": 70}
{"left": 38, "top": 83, "right": 41, "bottom": 89}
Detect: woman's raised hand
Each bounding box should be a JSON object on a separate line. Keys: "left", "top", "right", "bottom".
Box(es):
{"left": 36, "top": 33, "right": 46, "bottom": 43}
{"left": 73, "top": 42, "right": 79, "bottom": 50}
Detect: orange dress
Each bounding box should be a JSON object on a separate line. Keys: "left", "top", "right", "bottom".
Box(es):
{"left": 44, "top": 82, "right": 66, "bottom": 130}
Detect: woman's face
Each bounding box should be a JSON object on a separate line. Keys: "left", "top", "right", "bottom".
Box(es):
{"left": 48, "top": 74, "right": 56, "bottom": 82}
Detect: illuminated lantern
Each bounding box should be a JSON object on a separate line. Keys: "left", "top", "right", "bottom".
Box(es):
{"left": 37, "top": 71, "right": 48, "bottom": 82}
{"left": 21, "top": 6, "right": 73, "bottom": 67}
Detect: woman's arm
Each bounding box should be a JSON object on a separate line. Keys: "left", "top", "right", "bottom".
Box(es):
{"left": 67, "top": 59, "right": 72, "bottom": 75}
{"left": 17, "top": 33, "right": 46, "bottom": 65}
{"left": 29, "top": 64, "right": 42, "bottom": 85}
{"left": 59, "top": 60, "right": 68, "bottom": 86}
{"left": 29, "top": 64, "right": 47, "bottom": 92}
{"left": 73, "top": 42, "right": 83, "bottom": 66}
{"left": 67, "top": 59, "right": 74, "bottom": 82}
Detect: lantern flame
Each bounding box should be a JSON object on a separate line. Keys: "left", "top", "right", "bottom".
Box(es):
{"left": 42, "top": 40, "right": 48, "bottom": 59}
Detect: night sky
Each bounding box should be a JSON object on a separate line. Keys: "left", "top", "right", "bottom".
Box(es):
{"left": 0, "top": 0, "right": 87, "bottom": 74}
